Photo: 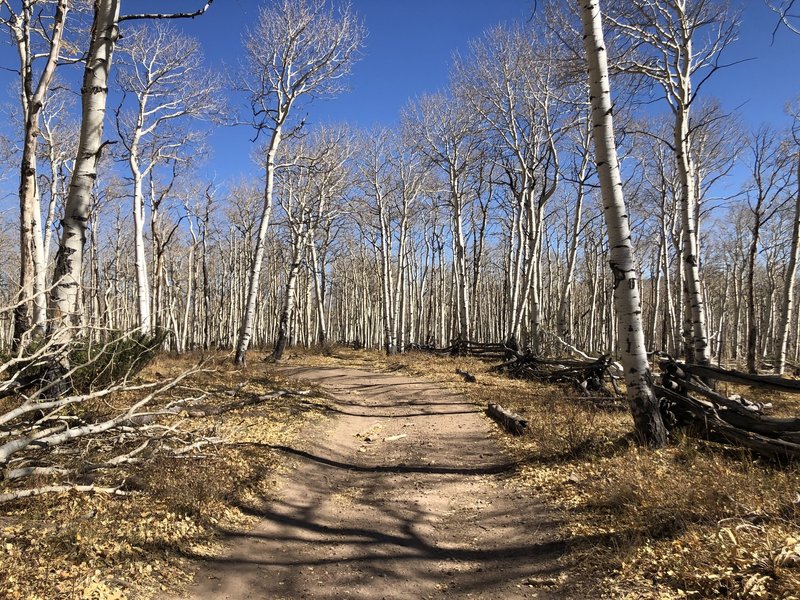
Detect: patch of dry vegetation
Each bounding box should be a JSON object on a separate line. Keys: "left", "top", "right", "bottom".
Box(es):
{"left": 0, "top": 353, "right": 330, "bottom": 600}
{"left": 297, "top": 346, "right": 800, "bottom": 599}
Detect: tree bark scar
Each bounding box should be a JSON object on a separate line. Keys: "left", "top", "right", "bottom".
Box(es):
{"left": 610, "top": 264, "right": 626, "bottom": 289}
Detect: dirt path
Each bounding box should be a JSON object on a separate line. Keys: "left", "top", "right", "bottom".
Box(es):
{"left": 173, "top": 365, "right": 576, "bottom": 599}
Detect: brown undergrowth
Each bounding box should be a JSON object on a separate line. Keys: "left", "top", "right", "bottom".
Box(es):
{"left": 0, "top": 352, "right": 330, "bottom": 600}
{"left": 294, "top": 346, "right": 800, "bottom": 599}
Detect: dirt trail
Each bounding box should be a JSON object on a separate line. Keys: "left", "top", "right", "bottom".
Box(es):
{"left": 172, "top": 365, "right": 576, "bottom": 599}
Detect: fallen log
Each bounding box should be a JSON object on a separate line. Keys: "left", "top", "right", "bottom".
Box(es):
{"left": 679, "top": 363, "right": 800, "bottom": 393}
{"left": 491, "top": 353, "right": 617, "bottom": 398}
{"left": 486, "top": 403, "right": 528, "bottom": 435}
{"left": 681, "top": 379, "right": 773, "bottom": 417}
{"left": 655, "top": 385, "right": 800, "bottom": 460}
{"left": 119, "top": 390, "right": 292, "bottom": 426}
{"left": 656, "top": 357, "right": 800, "bottom": 460}
{"left": 455, "top": 369, "right": 477, "bottom": 383}
{"left": 407, "top": 340, "right": 519, "bottom": 361}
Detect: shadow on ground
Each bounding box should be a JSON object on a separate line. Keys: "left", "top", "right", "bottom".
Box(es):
{"left": 168, "top": 364, "right": 596, "bottom": 599}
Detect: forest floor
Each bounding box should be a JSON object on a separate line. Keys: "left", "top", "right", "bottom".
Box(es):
{"left": 3, "top": 347, "right": 800, "bottom": 599}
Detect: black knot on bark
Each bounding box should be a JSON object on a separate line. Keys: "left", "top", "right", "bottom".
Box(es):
{"left": 81, "top": 86, "right": 108, "bottom": 95}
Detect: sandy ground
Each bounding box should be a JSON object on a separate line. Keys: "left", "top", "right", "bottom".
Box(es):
{"left": 168, "top": 365, "right": 581, "bottom": 599}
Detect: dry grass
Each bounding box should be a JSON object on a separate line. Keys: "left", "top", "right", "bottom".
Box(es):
{"left": 0, "top": 352, "right": 330, "bottom": 600}
{"left": 295, "top": 346, "right": 800, "bottom": 599}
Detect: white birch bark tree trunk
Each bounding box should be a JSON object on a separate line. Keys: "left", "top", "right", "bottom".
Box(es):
{"left": 49, "top": 0, "right": 120, "bottom": 345}
{"left": 675, "top": 100, "right": 710, "bottom": 364}
{"left": 579, "top": 0, "right": 667, "bottom": 447}
{"left": 129, "top": 146, "right": 150, "bottom": 333}
{"left": 234, "top": 126, "right": 282, "bottom": 364}
{"left": 8, "top": 0, "right": 70, "bottom": 345}
{"left": 776, "top": 153, "right": 800, "bottom": 374}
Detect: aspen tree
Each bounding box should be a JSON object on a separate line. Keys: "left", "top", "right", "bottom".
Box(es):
{"left": 1, "top": 0, "right": 70, "bottom": 345}
{"left": 776, "top": 108, "right": 800, "bottom": 374}
{"left": 556, "top": 115, "right": 592, "bottom": 344}
{"left": 356, "top": 129, "right": 399, "bottom": 354}
{"left": 272, "top": 127, "right": 351, "bottom": 360}
{"left": 49, "top": 0, "right": 215, "bottom": 348}
{"left": 744, "top": 127, "right": 792, "bottom": 373}
{"left": 49, "top": 0, "right": 120, "bottom": 346}
{"left": 404, "top": 93, "right": 479, "bottom": 350}
{"left": 114, "top": 23, "right": 221, "bottom": 334}
{"left": 234, "top": 0, "right": 363, "bottom": 365}
{"left": 453, "top": 26, "right": 562, "bottom": 348}
{"left": 578, "top": 0, "right": 667, "bottom": 446}
{"left": 605, "top": 0, "right": 739, "bottom": 365}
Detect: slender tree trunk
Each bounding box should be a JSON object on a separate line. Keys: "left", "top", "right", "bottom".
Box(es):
{"left": 202, "top": 205, "right": 211, "bottom": 350}
{"left": 394, "top": 202, "right": 411, "bottom": 352}
{"left": 450, "top": 180, "right": 470, "bottom": 348}
{"left": 506, "top": 196, "right": 524, "bottom": 344}
{"left": 649, "top": 233, "right": 664, "bottom": 349}
{"left": 272, "top": 234, "right": 303, "bottom": 361}
{"left": 511, "top": 190, "right": 537, "bottom": 345}
{"left": 776, "top": 154, "right": 800, "bottom": 374}
{"left": 309, "top": 239, "right": 328, "bottom": 345}
{"left": 49, "top": 0, "right": 120, "bottom": 346}
{"left": 181, "top": 228, "right": 197, "bottom": 353}
{"left": 674, "top": 94, "right": 710, "bottom": 365}
{"left": 557, "top": 167, "right": 586, "bottom": 343}
{"left": 89, "top": 195, "right": 107, "bottom": 331}
{"left": 42, "top": 144, "right": 62, "bottom": 268}
{"left": 131, "top": 163, "right": 151, "bottom": 333}
{"left": 579, "top": 0, "right": 667, "bottom": 447}
{"left": 378, "top": 204, "right": 396, "bottom": 354}
{"left": 235, "top": 125, "right": 282, "bottom": 365}
{"left": 13, "top": 0, "right": 70, "bottom": 345}
{"left": 747, "top": 212, "right": 763, "bottom": 374}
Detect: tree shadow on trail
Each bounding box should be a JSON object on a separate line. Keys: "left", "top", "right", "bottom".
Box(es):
{"left": 176, "top": 471, "right": 603, "bottom": 599}
{"left": 169, "top": 363, "right": 604, "bottom": 598}
{"left": 296, "top": 395, "right": 484, "bottom": 419}
{"left": 229, "top": 442, "right": 518, "bottom": 476}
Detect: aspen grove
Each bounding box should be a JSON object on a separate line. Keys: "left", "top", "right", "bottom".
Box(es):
{"left": 1, "top": 0, "right": 799, "bottom": 450}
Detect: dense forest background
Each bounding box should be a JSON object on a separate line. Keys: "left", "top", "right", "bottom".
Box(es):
{"left": 1, "top": 1, "right": 797, "bottom": 375}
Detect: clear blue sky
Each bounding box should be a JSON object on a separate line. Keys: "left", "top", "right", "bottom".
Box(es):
{"left": 168, "top": 0, "right": 539, "bottom": 183}
{"left": 0, "top": 0, "right": 798, "bottom": 193}
{"left": 153, "top": 0, "right": 800, "bottom": 185}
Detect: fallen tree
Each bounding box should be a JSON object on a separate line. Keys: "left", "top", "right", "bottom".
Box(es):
{"left": 404, "top": 338, "right": 621, "bottom": 398}
{"left": 486, "top": 403, "right": 528, "bottom": 435}
{"left": 407, "top": 339, "right": 517, "bottom": 361}
{"left": 0, "top": 331, "right": 212, "bottom": 502}
{"left": 656, "top": 357, "right": 800, "bottom": 460}
{"left": 490, "top": 353, "right": 619, "bottom": 398}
